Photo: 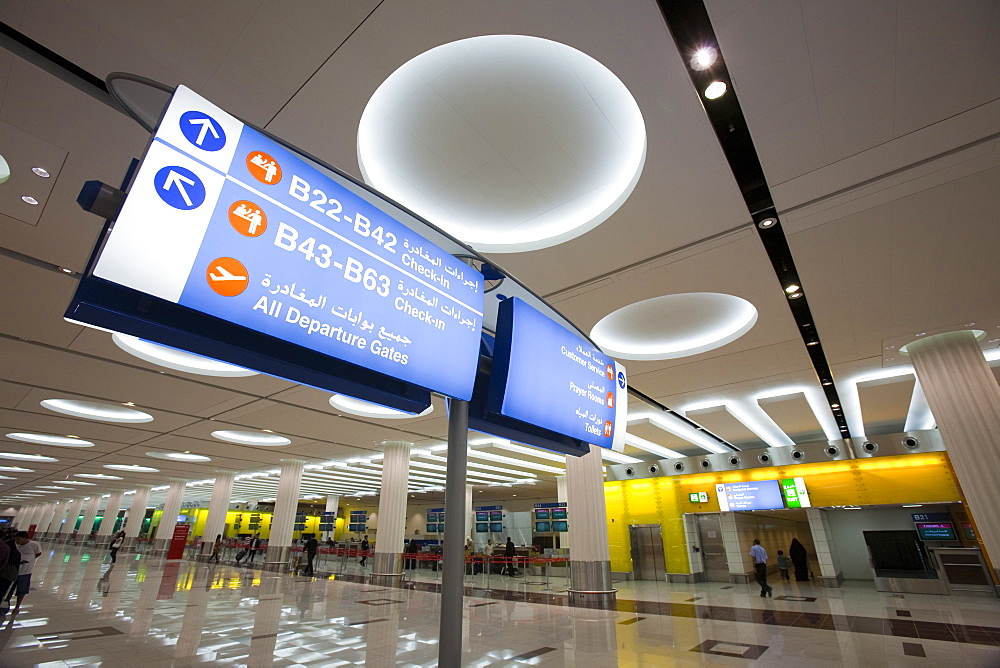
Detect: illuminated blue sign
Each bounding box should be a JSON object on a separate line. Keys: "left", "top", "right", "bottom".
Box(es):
{"left": 715, "top": 480, "right": 784, "bottom": 512}
{"left": 487, "top": 298, "right": 626, "bottom": 449}
{"left": 88, "top": 86, "right": 484, "bottom": 402}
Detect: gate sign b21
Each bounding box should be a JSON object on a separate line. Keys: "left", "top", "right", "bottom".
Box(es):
{"left": 86, "top": 86, "right": 484, "bottom": 403}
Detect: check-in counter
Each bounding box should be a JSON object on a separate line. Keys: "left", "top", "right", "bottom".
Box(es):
{"left": 929, "top": 547, "right": 998, "bottom": 598}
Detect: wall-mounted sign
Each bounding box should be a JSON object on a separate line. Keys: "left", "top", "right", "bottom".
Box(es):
{"left": 911, "top": 512, "right": 950, "bottom": 523}
{"left": 487, "top": 298, "right": 626, "bottom": 450}
{"left": 779, "top": 478, "right": 811, "bottom": 508}
{"left": 688, "top": 492, "right": 709, "bottom": 503}
{"left": 72, "top": 85, "right": 484, "bottom": 409}
{"left": 915, "top": 522, "right": 957, "bottom": 541}
{"left": 716, "top": 481, "right": 784, "bottom": 512}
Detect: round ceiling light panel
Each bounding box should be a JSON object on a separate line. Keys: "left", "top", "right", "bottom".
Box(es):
{"left": 591, "top": 293, "right": 758, "bottom": 360}
{"left": 103, "top": 464, "right": 159, "bottom": 473}
{"left": 329, "top": 394, "right": 434, "bottom": 420}
{"left": 112, "top": 333, "right": 258, "bottom": 377}
{"left": 5, "top": 433, "right": 94, "bottom": 448}
{"left": 0, "top": 452, "right": 58, "bottom": 462}
{"left": 75, "top": 473, "right": 122, "bottom": 480}
{"left": 0, "top": 466, "right": 34, "bottom": 473}
{"left": 211, "top": 430, "right": 291, "bottom": 446}
{"left": 145, "top": 451, "right": 212, "bottom": 462}
{"left": 41, "top": 399, "right": 153, "bottom": 423}
{"left": 53, "top": 480, "right": 96, "bottom": 485}
{"left": 359, "top": 35, "right": 646, "bottom": 252}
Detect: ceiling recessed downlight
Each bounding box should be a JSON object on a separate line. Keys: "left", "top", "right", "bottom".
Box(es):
{"left": 591, "top": 293, "right": 758, "bottom": 360}
{"left": 145, "top": 451, "right": 211, "bottom": 462}
{"left": 103, "top": 464, "right": 159, "bottom": 473}
{"left": 5, "top": 433, "right": 95, "bottom": 448}
{"left": 690, "top": 47, "right": 717, "bottom": 71}
{"left": 358, "top": 35, "right": 646, "bottom": 253}
{"left": 211, "top": 430, "right": 291, "bottom": 446}
{"left": 0, "top": 453, "right": 58, "bottom": 462}
{"left": 329, "top": 395, "right": 434, "bottom": 420}
{"left": 21, "top": 195, "right": 38, "bottom": 205}
{"left": 75, "top": 473, "right": 122, "bottom": 480}
{"left": 41, "top": 399, "right": 153, "bottom": 424}
{"left": 112, "top": 333, "right": 258, "bottom": 377}
{"left": 32, "top": 167, "right": 50, "bottom": 178}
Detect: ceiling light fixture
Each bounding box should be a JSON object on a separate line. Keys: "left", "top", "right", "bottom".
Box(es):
{"left": 0, "top": 466, "right": 33, "bottom": 472}
{"left": 689, "top": 46, "right": 718, "bottom": 71}
{"left": 787, "top": 292, "right": 803, "bottom": 299}
{"left": 145, "top": 451, "right": 211, "bottom": 462}
{"left": 75, "top": 473, "right": 122, "bottom": 480}
{"left": 41, "top": 399, "right": 153, "bottom": 423}
{"left": 806, "top": 340, "right": 818, "bottom": 346}
{"left": 0, "top": 453, "right": 58, "bottom": 462}
{"left": 211, "top": 430, "right": 291, "bottom": 446}
{"left": 784, "top": 285, "right": 800, "bottom": 294}
{"left": 103, "top": 464, "right": 159, "bottom": 473}
{"left": 329, "top": 394, "right": 433, "bottom": 420}
{"left": 21, "top": 195, "right": 38, "bottom": 205}
{"left": 757, "top": 218, "right": 777, "bottom": 229}
{"left": 112, "top": 333, "right": 258, "bottom": 377}
{"left": 704, "top": 81, "right": 727, "bottom": 99}
{"left": 32, "top": 167, "right": 50, "bottom": 178}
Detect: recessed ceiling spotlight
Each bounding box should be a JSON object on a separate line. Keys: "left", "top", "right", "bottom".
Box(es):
{"left": 965, "top": 322, "right": 976, "bottom": 327}
{"left": 704, "top": 81, "right": 727, "bottom": 99}
{"left": 787, "top": 292, "right": 803, "bottom": 299}
{"left": 806, "top": 340, "right": 819, "bottom": 346}
{"left": 885, "top": 345, "right": 896, "bottom": 350}
{"left": 0, "top": 452, "right": 58, "bottom": 462}
{"left": 784, "top": 285, "right": 800, "bottom": 294}
{"left": 103, "top": 464, "right": 159, "bottom": 473}
{"left": 211, "top": 430, "right": 291, "bottom": 446}
{"left": 830, "top": 404, "right": 840, "bottom": 408}
{"left": 32, "top": 167, "right": 50, "bottom": 178}
{"left": 21, "top": 195, "right": 38, "bottom": 205}
{"left": 329, "top": 394, "right": 434, "bottom": 420}
{"left": 59, "top": 267, "right": 74, "bottom": 274}
{"left": 112, "top": 333, "right": 258, "bottom": 377}
{"left": 886, "top": 357, "right": 895, "bottom": 361}
{"left": 757, "top": 218, "right": 777, "bottom": 229}
{"left": 145, "top": 451, "right": 211, "bottom": 462}
{"left": 41, "top": 399, "right": 153, "bottom": 424}
{"left": 821, "top": 380, "right": 833, "bottom": 386}
{"left": 689, "top": 46, "right": 718, "bottom": 71}
{"left": 5, "top": 433, "right": 95, "bottom": 448}
{"left": 915, "top": 332, "right": 926, "bottom": 337}
{"left": 75, "top": 473, "right": 122, "bottom": 480}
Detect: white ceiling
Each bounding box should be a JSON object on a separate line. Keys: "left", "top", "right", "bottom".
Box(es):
{"left": 0, "top": 0, "right": 998, "bottom": 508}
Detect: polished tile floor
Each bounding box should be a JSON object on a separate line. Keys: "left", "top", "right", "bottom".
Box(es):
{"left": 0, "top": 545, "right": 999, "bottom": 666}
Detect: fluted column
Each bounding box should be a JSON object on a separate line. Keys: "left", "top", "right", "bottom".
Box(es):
{"left": 200, "top": 471, "right": 235, "bottom": 556}
{"left": 465, "top": 484, "right": 473, "bottom": 544}
{"left": 124, "top": 486, "right": 152, "bottom": 548}
{"left": 15, "top": 505, "right": 37, "bottom": 530}
{"left": 42, "top": 500, "right": 63, "bottom": 539}
{"left": 154, "top": 480, "right": 187, "bottom": 555}
{"left": 97, "top": 491, "right": 125, "bottom": 538}
{"left": 566, "top": 444, "right": 615, "bottom": 608}
{"left": 265, "top": 459, "right": 305, "bottom": 564}
{"left": 371, "top": 440, "right": 411, "bottom": 584}
{"left": 59, "top": 498, "right": 84, "bottom": 542}
{"left": 557, "top": 474, "right": 569, "bottom": 549}
{"left": 76, "top": 496, "right": 102, "bottom": 544}
{"left": 325, "top": 495, "right": 339, "bottom": 541}
{"left": 907, "top": 329, "right": 1000, "bottom": 581}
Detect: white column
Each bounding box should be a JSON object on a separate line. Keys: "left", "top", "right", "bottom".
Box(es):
{"left": 97, "top": 491, "right": 125, "bottom": 538}
{"left": 265, "top": 459, "right": 305, "bottom": 563}
{"left": 200, "top": 470, "right": 235, "bottom": 555}
{"left": 43, "top": 500, "right": 63, "bottom": 538}
{"left": 907, "top": 329, "right": 1000, "bottom": 578}
{"left": 15, "top": 505, "right": 37, "bottom": 529}
{"left": 59, "top": 498, "right": 85, "bottom": 541}
{"left": 124, "top": 485, "right": 152, "bottom": 547}
{"left": 154, "top": 480, "right": 187, "bottom": 554}
{"left": 807, "top": 508, "right": 843, "bottom": 587}
{"left": 77, "top": 496, "right": 102, "bottom": 544}
{"left": 556, "top": 474, "right": 569, "bottom": 549}
{"left": 325, "top": 494, "right": 339, "bottom": 540}
{"left": 372, "top": 441, "right": 411, "bottom": 582}
{"left": 565, "top": 444, "right": 614, "bottom": 607}
{"left": 465, "top": 484, "right": 473, "bottom": 544}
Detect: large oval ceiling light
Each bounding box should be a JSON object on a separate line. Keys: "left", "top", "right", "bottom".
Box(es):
{"left": 103, "top": 464, "right": 159, "bottom": 473}
{"left": 112, "top": 333, "right": 258, "bottom": 377}
{"left": 211, "top": 430, "right": 291, "bottom": 446}
{"left": 591, "top": 293, "right": 758, "bottom": 360}
{"left": 53, "top": 480, "right": 96, "bottom": 485}
{"left": 0, "top": 154, "right": 9, "bottom": 185}
{"left": 359, "top": 35, "right": 646, "bottom": 253}
{"left": 41, "top": 399, "right": 153, "bottom": 424}
{"left": 145, "top": 451, "right": 212, "bottom": 462}
{"left": 0, "top": 466, "right": 34, "bottom": 473}
{"left": 0, "top": 453, "right": 58, "bottom": 462}
{"left": 5, "top": 433, "right": 95, "bottom": 448}
{"left": 329, "top": 394, "right": 434, "bottom": 420}
{"left": 75, "top": 473, "right": 122, "bottom": 480}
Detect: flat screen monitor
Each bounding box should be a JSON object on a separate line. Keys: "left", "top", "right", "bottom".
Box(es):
{"left": 915, "top": 522, "right": 957, "bottom": 540}
{"left": 550, "top": 508, "right": 567, "bottom": 520}
{"left": 551, "top": 520, "right": 568, "bottom": 532}
{"left": 475, "top": 511, "right": 489, "bottom": 522}
{"left": 426, "top": 524, "right": 437, "bottom": 533}
{"left": 535, "top": 521, "right": 551, "bottom": 533}
{"left": 348, "top": 524, "right": 358, "bottom": 532}
{"left": 427, "top": 513, "right": 438, "bottom": 522}
{"left": 489, "top": 511, "right": 503, "bottom": 522}
{"left": 177, "top": 515, "right": 187, "bottom": 522}
{"left": 534, "top": 509, "right": 551, "bottom": 520}
{"left": 489, "top": 522, "right": 503, "bottom": 533}
{"left": 476, "top": 522, "right": 489, "bottom": 533}
{"left": 715, "top": 480, "right": 784, "bottom": 512}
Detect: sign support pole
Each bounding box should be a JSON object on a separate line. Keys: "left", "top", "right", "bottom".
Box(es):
{"left": 438, "top": 398, "right": 469, "bottom": 667}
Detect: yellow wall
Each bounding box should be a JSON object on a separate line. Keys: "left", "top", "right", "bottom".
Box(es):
{"left": 605, "top": 453, "right": 959, "bottom": 574}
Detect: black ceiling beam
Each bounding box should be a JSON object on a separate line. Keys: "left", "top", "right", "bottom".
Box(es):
{"left": 657, "top": 0, "right": 852, "bottom": 440}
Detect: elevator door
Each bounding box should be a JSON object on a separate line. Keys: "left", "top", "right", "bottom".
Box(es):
{"left": 696, "top": 513, "right": 729, "bottom": 582}
{"left": 629, "top": 524, "right": 666, "bottom": 581}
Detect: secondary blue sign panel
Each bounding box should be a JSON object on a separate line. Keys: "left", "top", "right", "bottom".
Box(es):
{"left": 488, "top": 298, "right": 626, "bottom": 450}
{"left": 92, "top": 86, "right": 484, "bottom": 401}
{"left": 715, "top": 480, "right": 784, "bottom": 512}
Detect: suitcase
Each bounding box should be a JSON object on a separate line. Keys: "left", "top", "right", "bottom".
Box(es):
{"left": 236, "top": 549, "right": 248, "bottom": 561}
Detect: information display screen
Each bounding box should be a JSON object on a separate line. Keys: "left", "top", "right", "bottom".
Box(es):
{"left": 427, "top": 524, "right": 439, "bottom": 534}
{"left": 915, "top": 522, "right": 957, "bottom": 540}
{"left": 490, "top": 522, "right": 503, "bottom": 533}
{"left": 534, "top": 509, "right": 551, "bottom": 520}
{"left": 489, "top": 511, "right": 503, "bottom": 522}
{"left": 427, "top": 513, "right": 439, "bottom": 522}
{"left": 551, "top": 520, "right": 568, "bottom": 532}
{"left": 475, "top": 511, "right": 489, "bottom": 522}
{"left": 476, "top": 522, "right": 489, "bottom": 533}
{"left": 715, "top": 480, "right": 784, "bottom": 512}
{"left": 535, "top": 521, "right": 551, "bottom": 533}
{"left": 83, "top": 85, "right": 484, "bottom": 403}
{"left": 550, "top": 508, "right": 567, "bottom": 520}
{"left": 487, "top": 298, "right": 627, "bottom": 450}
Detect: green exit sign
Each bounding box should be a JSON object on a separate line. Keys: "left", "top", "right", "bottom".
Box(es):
{"left": 688, "top": 492, "right": 709, "bottom": 503}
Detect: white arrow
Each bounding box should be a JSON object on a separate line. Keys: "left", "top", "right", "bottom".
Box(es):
{"left": 188, "top": 117, "right": 220, "bottom": 146}
{"left": 163, "top": 170, "right": 196, "bottom": 206}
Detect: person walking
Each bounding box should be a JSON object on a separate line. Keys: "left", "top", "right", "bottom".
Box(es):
{"left": 789, "top": 538, "right": 809, "bottom": 581}
{"left": 484, "top": 538, "right": 495, "bottom": 574}
{"left": 749, "top": 538, "right": 773, "bottom": 598}
{"left": 8, "top": 532, "right": 41, "bottom": 610}
{"left": 108, "top": 531, "right": 125, "bottom": 564}
{"left": 247, "top": 533, "right": 261, "bottom": 563}
{"left": 359, "top": 535, "right": 370, "bottom": 568}
{"left": 303, "top": 536, "right": 319, "bottom": 576}
{"left": 208, "top": 534, "right": 222, "bottom": 564}
{"left": 504, "top": 537, "right": 516, "bottom": 577}
{"left": 777, "top": 550, "right": 790, "bottom": 580}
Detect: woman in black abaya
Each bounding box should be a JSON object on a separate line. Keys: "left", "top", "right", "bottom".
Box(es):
{"left": 789, "top": 538, "right": 809, "bottom": 581}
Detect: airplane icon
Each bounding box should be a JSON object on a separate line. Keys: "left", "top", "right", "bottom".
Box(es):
{"left": 209, "top": 265, "right": 248, "bottom": 282}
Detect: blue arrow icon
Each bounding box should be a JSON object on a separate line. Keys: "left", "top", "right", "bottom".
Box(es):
{"left": 179, "top": 111, "right": 226, "bottom": 151}
{"left": 617, "top": 370, "right": 626, "bottom": 389}
{"left": 153, "top": 165, "right": 205, "bottom": 210}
